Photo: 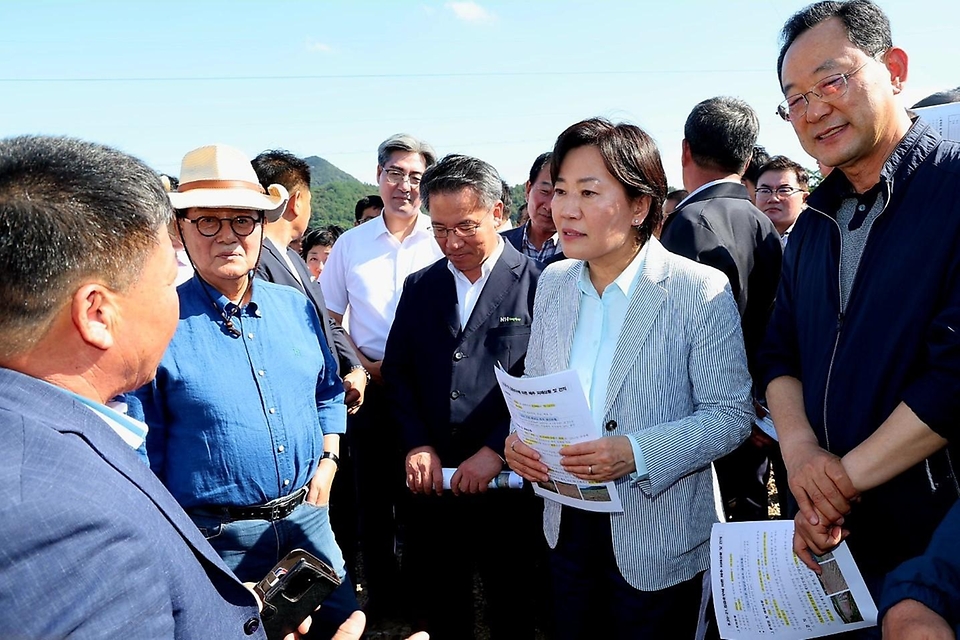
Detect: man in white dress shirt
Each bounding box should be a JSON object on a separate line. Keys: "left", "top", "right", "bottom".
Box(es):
{"left": 319, "top": 133, "right": 442, "bottom": 621}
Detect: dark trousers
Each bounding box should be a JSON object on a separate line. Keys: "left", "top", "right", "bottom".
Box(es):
{"left": 349, "top": 383, "right": 404, "bottom": 613}
{"left": 329, "top": 425, "right": 359, "bottom": 586}
{"left": 550, "top": 507, "right": 704, "bottom": 640}
{"left": 402, "top": 484, "right": 545, "bottom": 640}
{"left": 714, "top": 439, "right": 771, "bottom": 521}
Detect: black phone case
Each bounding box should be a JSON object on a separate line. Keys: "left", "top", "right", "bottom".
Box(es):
{"left": 253, "top": 549, "right": 341, "bottom": 640}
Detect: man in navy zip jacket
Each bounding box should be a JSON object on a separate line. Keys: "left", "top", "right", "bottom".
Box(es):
{"left": 760, "top": 0, "right": 960, "bottom": 612}
{"left": 880, "top": 499, "right": 960, "bottom": 638}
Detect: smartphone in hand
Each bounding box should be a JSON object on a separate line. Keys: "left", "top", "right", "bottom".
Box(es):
{"left": 253, "top": 549, "right": 341, "bottom": 639}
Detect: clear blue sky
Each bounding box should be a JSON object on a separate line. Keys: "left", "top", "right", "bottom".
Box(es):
{"left": 2, "top": 1, "right": 956, "bottom": 188}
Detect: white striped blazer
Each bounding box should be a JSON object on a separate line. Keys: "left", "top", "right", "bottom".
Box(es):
{"left": 528, "top": 237, "right": 754, "bottom": 591}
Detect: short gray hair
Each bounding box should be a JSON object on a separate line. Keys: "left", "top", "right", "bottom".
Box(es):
{"left": 685, "top": 97, "right": 759, "bottom": 176}
{"left": 420, "top": 154, "right": 504, "bottom": 213}
{"left": 377, "top": 133, "right": 437, "bottom": 170}
{"left": 0, "top": 135, "right": 172, "bottom": 358}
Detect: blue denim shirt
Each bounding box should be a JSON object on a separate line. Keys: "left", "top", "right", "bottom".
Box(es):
{"left": 137, "top": 275, "right": 346, "bottom": 509}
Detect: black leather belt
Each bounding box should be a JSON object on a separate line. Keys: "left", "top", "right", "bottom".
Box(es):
{"left": 220, "top": 486, "right": 308, "bottom": 522}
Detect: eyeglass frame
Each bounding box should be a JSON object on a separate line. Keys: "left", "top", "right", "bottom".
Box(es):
{"left": 177, "top": 211, "right": 265, "bottom": 238}
{"left": 776, "top": 61, "right": 870, "bottom": 122}
{"left": 755, "top": 185, "right": 807, "bottom": 198}
{"left": 430, "top": 210, "right": 494, "bottom": 239}
{"left": 382, "top": 168, "right": 423, "bottom": 188}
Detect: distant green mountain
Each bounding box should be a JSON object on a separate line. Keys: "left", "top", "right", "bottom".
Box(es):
{"left": 304, "top": 155, "right": 362, "bottom": 186}
{"left": 303, "top": 155, "right": 377, "bottom": 229}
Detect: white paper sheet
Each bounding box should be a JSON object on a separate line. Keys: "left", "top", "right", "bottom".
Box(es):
{"left": 495, "top": 366, "right": 622, "bottom": 513}
{"left": 915, "top": 101, "right": 960, "bottom": 141}
{"left": 711, "top": 521, "right": 877, "bottom": 639}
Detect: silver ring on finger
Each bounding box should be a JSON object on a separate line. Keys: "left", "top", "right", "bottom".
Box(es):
{"left": 588, "top": 465, "right": 593, "bottom": 475}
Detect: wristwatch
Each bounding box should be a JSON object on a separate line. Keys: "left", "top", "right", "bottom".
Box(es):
{"left": 349, "top": 364, "right": 371, "bottom": 383}
{"left": 320, "top": 451, "right": 340, "bottom": 469}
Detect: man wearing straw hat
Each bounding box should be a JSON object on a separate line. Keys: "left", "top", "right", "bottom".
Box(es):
{"left": 137, "top": 143, "right": 360, "bottom": 637}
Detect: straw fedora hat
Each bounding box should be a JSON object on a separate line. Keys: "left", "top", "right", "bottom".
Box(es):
{"left": 168, "top": 144, "right": 289, "bottom": 222}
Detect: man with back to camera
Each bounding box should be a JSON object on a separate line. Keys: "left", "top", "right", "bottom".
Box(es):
{"left": 319, "top": 134, "right": 444, "bottom": 620}
{"left": 382, "top": 154, "right": 543, "bottom": 639}
{"left": 760, "top": 0, "right": 960, "bottom": 614}
{"left": 659, "top": 96, "right": 783, "bottom": 522}
{"left": 502, "top": 152, "right": 564, "bottom": 266}
{"left": 252, "top": 149, "right": 368, "bottom": 410}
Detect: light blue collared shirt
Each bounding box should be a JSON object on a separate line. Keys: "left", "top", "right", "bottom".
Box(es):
{"left": 137, "top": 275, "right": 346, "bottom": 509}
{"left": 53, "top": 385, "right": 150, "bottom": 464}
{"left": 568, "top": 243, "right": 650, "bottom": 480}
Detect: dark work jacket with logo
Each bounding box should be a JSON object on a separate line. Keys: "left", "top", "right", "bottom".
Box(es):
{"left": 382, "top": 242, "right": 541, "bottom": 465}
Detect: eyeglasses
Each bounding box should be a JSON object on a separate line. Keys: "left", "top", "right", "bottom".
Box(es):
{"left": 755, "top": 186, "right": 806, "bottom": 198}
{"left": 180, "top": 213, "right": 263, "bottom": 237}
{"left": 431, "top": 211, "right": 492, "bottom": 238}
{"left": 777, "top": 61, "right": 869, "bottom": 122}
{"left": 383, "top": 168, "right": 422, "bottom": 187}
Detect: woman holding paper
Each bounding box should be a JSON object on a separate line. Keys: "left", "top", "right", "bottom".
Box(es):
{"left": 504, "top": 118, "right": 754, "bottom": 639}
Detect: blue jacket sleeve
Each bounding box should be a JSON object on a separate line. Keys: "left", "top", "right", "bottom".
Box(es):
{"left": 309, "top": 304, "right": 346, "bottom": 436}
{"left": 879, "top": 501, "right": 960, "bottom": 631}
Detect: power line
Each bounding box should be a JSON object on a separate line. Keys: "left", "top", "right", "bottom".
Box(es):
{"left": 0, "top": 69, "right": 770, "bottom": 83}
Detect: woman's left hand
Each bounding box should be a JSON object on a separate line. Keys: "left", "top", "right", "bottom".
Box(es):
{"left": 560, "top": 436, "right": 636, "bottom": 482}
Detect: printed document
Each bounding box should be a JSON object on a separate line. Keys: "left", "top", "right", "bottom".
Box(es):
{"left": 711, "top": 520, "right": 877, "bottom": 639}
{"left": 495, "top": 366, "right": 622, "bottom": 513}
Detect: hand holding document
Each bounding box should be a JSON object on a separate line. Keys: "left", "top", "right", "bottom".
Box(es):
{"left": 711, "top": 520, "right": 877, "bottom": 639}
{"left": 495, "top": 366, "right": 623, "bottom": 513}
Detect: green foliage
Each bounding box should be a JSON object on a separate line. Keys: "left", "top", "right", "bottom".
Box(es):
{"left": 506, "top": 183, "right": 526, "bottom": 222}
{"left": 310, "top": 181, "right": 379, "bottom": 230}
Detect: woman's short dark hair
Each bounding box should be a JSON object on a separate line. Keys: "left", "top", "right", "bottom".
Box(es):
{"left": 550, "top": 118, "right": 666, "bottom": 245}
{"left": 299, "top": 225, "right": 344, "bottom": 261}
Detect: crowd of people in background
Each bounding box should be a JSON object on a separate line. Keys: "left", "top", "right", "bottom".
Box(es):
{"left": 3, "top": 1, "right": 960, "bottom": 639}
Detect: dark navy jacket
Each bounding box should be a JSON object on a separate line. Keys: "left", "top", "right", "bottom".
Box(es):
{"left": 759, "top": 119, "right": 960, "bottom": 583}
{"left": 382, "top": 242, "right": 541, "bottom": 465}
{"left": 880, "top": 499, "right": 960, "bottom": 635}
{"left": 660, "top": 181, "right": 782, "bottom": 380}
